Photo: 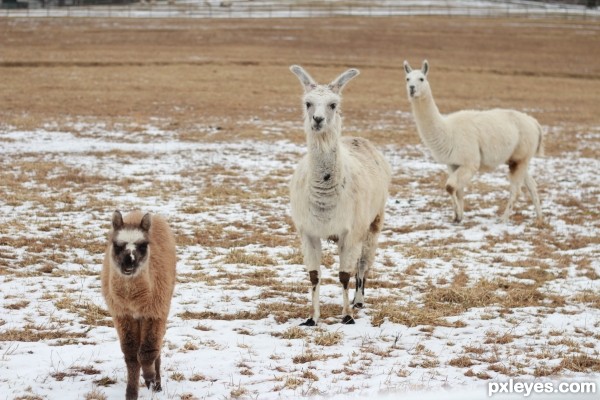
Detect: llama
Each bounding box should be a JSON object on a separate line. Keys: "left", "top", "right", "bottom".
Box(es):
{"left": 403, "top": 60, "right": 543, "bottom": 223}
{"left": 101, "top": 210, "right": 176, "bottom": 400}
{"left": 289, "top": 65, "right": 391, "bottom": 326}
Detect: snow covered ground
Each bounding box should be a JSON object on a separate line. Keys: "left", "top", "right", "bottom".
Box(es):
{"left": 0, "top": 118, "right": 598, "bottom": 399}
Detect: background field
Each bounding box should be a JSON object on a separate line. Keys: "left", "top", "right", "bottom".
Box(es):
{"left": 0, "top": 13, "right": 599, "bottom": 400}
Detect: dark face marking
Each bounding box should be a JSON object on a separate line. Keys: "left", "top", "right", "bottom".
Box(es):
{"left": 112, "top": 235, "right": 150, "bottom": 276}
{"left": 110, "top": 213, "right": 152, "bottom": 277}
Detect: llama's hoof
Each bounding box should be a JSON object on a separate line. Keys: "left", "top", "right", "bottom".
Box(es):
{"left": 300, "top": 318, "right": 316, "bottom": 327}
{"left": 144, "top": 378, "right": 155, "bottom": 389}
{"left": 125, "top": 387, "right": 138, "bottom": 400}
{"left": 153, "top": 381, "right": 162, "bottom": 392}
{"left": 341, "top": 315, "right": 355, "bottom": 324}
{"left": 353, "top": 302, "right": 364, "bottom": 309}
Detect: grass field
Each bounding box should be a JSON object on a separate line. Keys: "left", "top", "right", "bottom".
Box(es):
{"left": 0, "top": 15, "right": 599, "bottom": 400}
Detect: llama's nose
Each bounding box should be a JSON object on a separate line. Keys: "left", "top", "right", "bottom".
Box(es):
{"left": 313, "top": 116, "right": 324, "bottom": 125}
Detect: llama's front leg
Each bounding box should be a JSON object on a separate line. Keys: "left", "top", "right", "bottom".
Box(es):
{"left": 154, "top": 355, "right": 162, "bottom": 392}
{"left": 138, "top": 318, "right": 164, "bottom": 392}
{"left": 446, "top": 166, "right": 475, "bottom": 223}
{"left": 115, "top": 316, "right": 141, "bottom": 400}
{"left": 300, "top": 234, "right": 322, "bottom": 326}
{"left": 339, "top": 241, "right": 362, "bottom": 324}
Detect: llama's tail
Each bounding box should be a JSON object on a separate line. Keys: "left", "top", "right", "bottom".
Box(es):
{"left": 535, "top": 121, "right": 544, "bottom": 157}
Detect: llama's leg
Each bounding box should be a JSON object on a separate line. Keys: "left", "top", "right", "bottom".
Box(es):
{"left": 153, "top": 355, "right": 162, "bottom": 392}
{"left": 115, "top": 315, "right": 141, "bottom": 400}
{"left": 456, "top": 188, "right": 465, "bottom": 219}
{"left": 138, "top": 318, "right": 164, "bottom": 391}
{"left": 524, "top": 172, "right": 543, "bottom": 222}
{"left": 446, "top": 166, "right": 475, "bottom": 223}
{"left": 502, "top": 160, "right": 528, "bottom": 222}
{"left": 353, "top": 214, "right": 383, "bottom": 309}
{"left": 300, "top": 234, "right": 322, "bottom": 326}
{"left": 339, "top": 239, "right": 362, "bottom": 324}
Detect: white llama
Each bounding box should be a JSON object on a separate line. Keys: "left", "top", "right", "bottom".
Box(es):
{"left": 404, "top": 60, "right": 543, "bottom": 223}
{"left": 289, "top": 65, "right": 391, "bottom": 326}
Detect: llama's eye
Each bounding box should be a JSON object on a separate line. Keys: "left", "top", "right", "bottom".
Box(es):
{"left": 419, "top": 77, "right": 424, "bottom": 82}
{"left": 113, "top": 242, "right": 124, "bottom": 252}
{"left": 138, "top": 243, "right": 148, "bottom": 253}
{"left": 305, "top": 102, "right": 312, "bottom": 109}
{"left": 330, "top": 103, "right": 336, "bottom": 110}
{"left": 406, "top": 77, "right": 409, "bottom": 82}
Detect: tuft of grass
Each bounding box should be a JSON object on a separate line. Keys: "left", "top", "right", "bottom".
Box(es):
{"left": 448, "top": 355, "right": 474, "bottom": 368}
{"left": 0, "top": 324, "right": 88, "bottom": 342}
{"left": 313, "top": 330, "right": 343, "bottom": 346}
{"left": 559, "top": 354, "right": 600, "bottom": 372}
{"left": 170, "top": 372, "right": 186, "bottom": 382}
{"left": 5, "top": 300, "right": 30, "bottom": 310}
{"left": 275, "top": 326, "right": 308, "bottom": 340}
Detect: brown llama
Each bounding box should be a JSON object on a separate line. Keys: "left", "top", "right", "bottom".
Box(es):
{"left": 101, "top": 210, "right": 176, "bottom": 400}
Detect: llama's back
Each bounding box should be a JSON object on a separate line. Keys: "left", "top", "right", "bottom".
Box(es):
{"left": 446, "top": 108, "right": 540, "bottom": 168}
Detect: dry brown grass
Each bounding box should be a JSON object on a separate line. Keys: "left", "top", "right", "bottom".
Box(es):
{"left": 1, "top": 17, "right": 599, "bottom": 151}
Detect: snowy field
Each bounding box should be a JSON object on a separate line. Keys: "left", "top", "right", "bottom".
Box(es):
{"left": 1, "top": 1, "right": 599, "bottom": 398}
{"left": 0, "top": 117, "right": 599, "bottom": 399}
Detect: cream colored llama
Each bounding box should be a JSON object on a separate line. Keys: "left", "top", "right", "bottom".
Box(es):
{"left": 289, "top": 65, "right": 391, "bottom": 326}
{"left": 404, "top": 60, "right": 543, "bottom": 223}
{"left": 102, "top": 210, "right": 176, "bottom": 400}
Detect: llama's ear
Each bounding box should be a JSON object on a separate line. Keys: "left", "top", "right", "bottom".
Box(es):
{"left": 329, "top": 68, "right": 359, "bottom": 94}
{"left": 290, "top": 65, "right": 317, "bottom": 92}
{"left": 403, "top": 60, "right": 412, "bottom": 75}
{"left": 140, "top": 213, "right": 152, "bottom": 232}
{"left": 421, "top": 60, "right": 429, "bottom": 76}
{"left": 112, "top": 210, "right": 123, "bottom": 231}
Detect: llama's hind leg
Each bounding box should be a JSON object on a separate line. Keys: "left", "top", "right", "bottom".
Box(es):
{"left": 138, "top": 318, "right": 164, "bottom": 391}
{"left": 115, "top": 315, "right": 141, "bottom": 400}
{"left": 353, "top": 214, "right": 383, "bottom": 309}
{"left": 524, "top": 173, "right": 543, "bottom": 222}
{"left": 502, "top": 160, "right": 528, "bottom": 222}
{"left": 300, "top": 234, "right": 322, "bottom": 326}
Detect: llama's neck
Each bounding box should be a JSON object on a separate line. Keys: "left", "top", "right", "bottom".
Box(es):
{"left": 410, "top": 91, "right": 452, "bottom": 161}
{"left": 306, "top": 126, "right": 343, "bottom": 220}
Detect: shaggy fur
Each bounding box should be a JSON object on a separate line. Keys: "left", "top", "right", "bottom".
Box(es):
{"left": 289, "top": 65, "right": 391, "bottom": 326}
{"left": 404, "top": 60, "right": 543, "bottom": 223}
{"left": 102, "top": 210, "right": 176, "bottom": 400}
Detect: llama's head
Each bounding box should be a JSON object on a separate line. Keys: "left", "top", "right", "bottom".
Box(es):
{"left": 403, "top": 60, "right": 430, "bottom": 100}
{"left": 109, "top": 210, "right": 151, "bottom": 277}
{"left": 290, "top": 65, "right": 359, "bottom": 137}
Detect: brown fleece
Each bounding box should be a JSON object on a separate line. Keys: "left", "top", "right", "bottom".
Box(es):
{"left": 101, "top": 210, "right": 176, "bottom": 400}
